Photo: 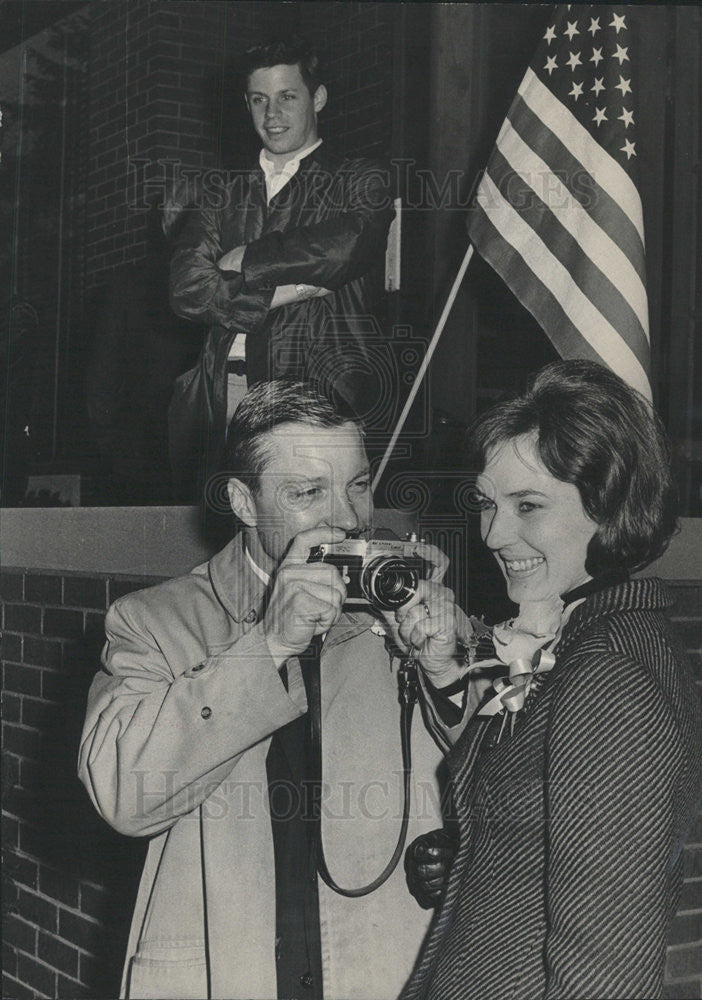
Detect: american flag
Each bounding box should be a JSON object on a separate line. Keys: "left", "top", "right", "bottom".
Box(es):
{"left": 467, "top": 5, "right": 651, "bottom": 400}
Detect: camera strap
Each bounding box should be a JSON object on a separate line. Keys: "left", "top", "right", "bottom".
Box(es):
{"left": 300, "top": 636, "right": 419, "bottom": 897}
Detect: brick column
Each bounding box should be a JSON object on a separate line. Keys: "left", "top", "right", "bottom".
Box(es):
{"left": 85, "top": 0, "right": 270, "bottom": 286}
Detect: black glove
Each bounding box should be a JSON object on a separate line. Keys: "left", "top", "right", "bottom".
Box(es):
{"left": 405, "top": 827, "right": 458, "bottom": 909}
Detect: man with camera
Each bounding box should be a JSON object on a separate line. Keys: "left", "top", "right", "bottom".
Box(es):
{"left": 79, "top": 381, "right": 468, "bottom": 1000}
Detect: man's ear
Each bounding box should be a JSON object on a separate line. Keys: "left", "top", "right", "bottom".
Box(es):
{"left": 313, "top": 84, "right": 327, "bottom": 114}
{"left": 227, "top": 478, "right": 257, "bottom": 526}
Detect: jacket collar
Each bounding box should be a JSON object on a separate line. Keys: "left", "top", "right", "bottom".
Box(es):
{"left": 558, "top": 576, "right": 672, "bottom": 651}
{"left": 258, "top": 137, "right": 323, "bottom": 176}
{"left": 252, "top": 140, "right": 340, "bottom": 184}
{"left": 207, "top": 533, "right": 268, "bottom": 624}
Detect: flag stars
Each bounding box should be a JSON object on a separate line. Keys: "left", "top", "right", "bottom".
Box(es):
{"left": 621, "top": 139, "right": 636, "bottom": 159}
{"left": 590, "top": 47, "right": 603, "bottom": 67}
{"left": 564, "top": 20, "right": 579, "bottom": 41}
{"left": 588, "top": 16, "right": 601, "bottom": 36}
{"left": 615, "top": 75, "right": 632, "bottom": 96}
{"left": 619, "top": 108, "right": 634, "bottom": 128}
{"left": 593, "top": 107, "right": 607, "bottom": 126}
{"left": 569, "top": 81, "right": 584, "bottom": 101}
{"left": 592, "top": 77, "right": 605, "bottom": 96}
{"left": 610, "top": 13, "right": 627, "bottom": 33}
{"left": 566, "top": 50, "right": 582, "bottom": 71}
{"left": 544, "top": 24, "right": 556, "bottom": 44}
{"left": 613, "top": 44, "right": 629, "bottom": 65}
{"left": 545, "top": 55, "right": 558, "bottom": 75}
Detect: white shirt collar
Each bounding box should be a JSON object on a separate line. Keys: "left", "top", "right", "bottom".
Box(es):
{"left": 244, "top": 541, "right": 271, "bottom": 587}
{"left": 259, "top": 138, "right": 323, "bottom": 202}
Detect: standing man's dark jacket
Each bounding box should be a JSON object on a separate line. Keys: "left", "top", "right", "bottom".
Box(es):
{"left": 169, "top": 145, "right": 392, "bottom": 486}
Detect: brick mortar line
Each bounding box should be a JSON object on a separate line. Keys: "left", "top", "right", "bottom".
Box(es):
{"left": 3, "top": 628, "right": 65, "bottom": 638}
{"left": 6, "top": 912, "right": 103, "bottom": 957}
{"left": 10, "top": 927, "right": 96, "bottom": 960}
{"left": 11, "top": 950, "right": 63, "bottom": 975}
{"left": 1, "top": 720, "right": 50, "bottom": 732}
{"left": 1, "top": 752, "right": 37, "bottom": 765}
{"left": 1, "top": 972, "right": 53, "bottom": 1000}
{"left": 79, "top": 877, "right": 110, "bottom": 892}
{"left": 13, "top": 885, "right": 108, "bottom": 928}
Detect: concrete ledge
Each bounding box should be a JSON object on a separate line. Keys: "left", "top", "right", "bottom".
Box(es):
{"left": 0, "top": 506, "right": 418, "bottom": 578}
{"left": 1, "top": 507, "right": 700, "bottom": 581}
{"left": 0, "top": 506, "right": 215, "bottom": 578}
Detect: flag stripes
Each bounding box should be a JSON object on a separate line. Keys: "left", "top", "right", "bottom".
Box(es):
{"left": 486, "top": 150, "right": 651, "bottom": 363}
{"left": 496, "top": 120, "right": 648, "bottom": 320}
{"left": 507, "top": 93, "right": 647, "bottom": 283}
{"left": 519, "top": 69, "right": 644, "bottom": 242}
{"left": 467, "top": 10, "right": 651, "bottom": 399}
{"left": 474, "top": 172, "right": 651, "bottom": 399}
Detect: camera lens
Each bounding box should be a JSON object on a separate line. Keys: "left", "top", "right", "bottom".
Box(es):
{"left": 361, "top": 557, "right": 419, "bottom": 611}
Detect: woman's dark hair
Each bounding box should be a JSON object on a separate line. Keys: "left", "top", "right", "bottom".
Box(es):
{"left": 469, "top": 360, "right": 678, "bottom": 574}
{"left": 241, "top": 37, "right": 322, "bottom": 96}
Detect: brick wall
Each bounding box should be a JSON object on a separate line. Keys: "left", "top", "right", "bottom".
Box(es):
{"left": 2, "top": 569, "right": 701, "bottom": 998}
{"left": 83, "top": 1, "right": 398, "bottom": 290}
{"left": 1, "top": 569, "right": 160, "bottom": 1000}
{"left": 297, "top": 2, "right": 396, "bottom": 161}
{"left": 84, "top": 0, "right": 272, "bottom": 286}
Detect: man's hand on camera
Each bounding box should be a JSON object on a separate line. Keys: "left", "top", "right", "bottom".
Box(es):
{"left": 264, "top": 527, "right": 347, "bottom": 669}
{"left": 391, "top": 581, "right": 464, "bottom": 688}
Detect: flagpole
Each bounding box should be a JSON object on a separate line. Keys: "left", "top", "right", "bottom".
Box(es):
{"left": 372, "top": 242, "right": 475, "bottom": 493}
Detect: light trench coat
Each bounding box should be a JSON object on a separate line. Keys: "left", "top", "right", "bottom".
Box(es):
{"left": 78, "top": 534, "right": 448, "bottom": 1000}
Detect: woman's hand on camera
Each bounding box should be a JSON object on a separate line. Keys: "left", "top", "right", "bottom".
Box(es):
{"left": 392, "top": 581, "right": 464, "bottom": 687}
{"left": 414, "top": 541, "right": 449, "bottom": 583}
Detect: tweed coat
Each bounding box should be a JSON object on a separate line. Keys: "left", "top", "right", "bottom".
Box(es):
{"left": 402, "top": 578, "right": 702, "bottom": 1000}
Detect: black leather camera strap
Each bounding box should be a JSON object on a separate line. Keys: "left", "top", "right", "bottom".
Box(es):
{"left": 300, "top": 636, "right": 419, "bottom": 897}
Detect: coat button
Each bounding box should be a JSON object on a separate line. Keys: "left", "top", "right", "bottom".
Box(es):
{"left": 299, "top": 972, "right": 313, "bottom": 989}
{"left": 201, "top": 706, "right": 212, "bottom": 719}
{"left": 244, "top": 609, "right": 257, "bottom": 624}
{"left": 191, "top": 663, "right": 204, "bottom": 673}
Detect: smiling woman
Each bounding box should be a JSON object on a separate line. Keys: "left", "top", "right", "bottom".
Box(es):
{"left": 475, "top": 437, "right": 597, "bottom": 604}
{"left": 471, "top": 361, "right": 677, "bottom": 594}
{"left": 402, "top": 360, "right": 702, "bottom": 1000}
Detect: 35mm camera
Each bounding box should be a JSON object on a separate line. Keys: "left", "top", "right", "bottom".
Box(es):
{"left": 308, "top": 537, "right": 425, "bottom": 612}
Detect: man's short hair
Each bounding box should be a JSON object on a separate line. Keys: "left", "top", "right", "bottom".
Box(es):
{"left": 468, "top": 359, "right": 678, "bottom": 574}
{"left": 224, "top": 380, "right": 361, "bottom": 493}
{"left": 241, "top": 36, "right": 323, "bottom": 96}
